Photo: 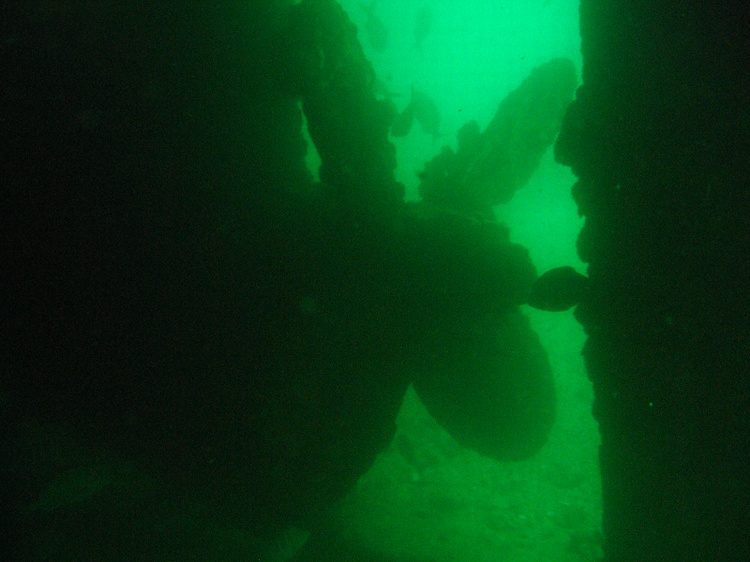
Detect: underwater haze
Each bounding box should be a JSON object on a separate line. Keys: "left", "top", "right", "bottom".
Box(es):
{"left": 339, "top": 0, "right": 581, "bottom": 198}
{"left": 309, "top": 1, "right": 601, "bottom": 561}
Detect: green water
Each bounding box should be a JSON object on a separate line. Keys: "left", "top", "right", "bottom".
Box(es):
{"left": 303, "top": 1, "right": 602, "bottom": 560}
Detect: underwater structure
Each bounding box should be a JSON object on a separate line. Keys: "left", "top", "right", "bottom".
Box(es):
{"left": 554, "top": 1, "right": 750, "bottom": 559}
{"left": 2, "top": 1, "right": 749, "bottom": 561}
